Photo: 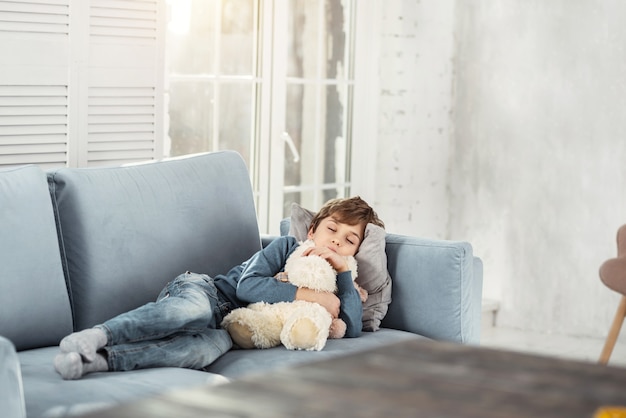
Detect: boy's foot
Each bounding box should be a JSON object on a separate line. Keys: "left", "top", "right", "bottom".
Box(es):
{"left": 54, "top": 352, "right": 83, "bottom": 380}
{"left": 54, "top": 352, "right": 108, "bottom": 380}
{"left": 59, "top": 328, "right": 107, "bottom": 362}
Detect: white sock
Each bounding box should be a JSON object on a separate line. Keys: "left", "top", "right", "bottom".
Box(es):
{"left": 54, "top": 352, "right": 83, "bottom": 380}
{"left": 59, "top": 328, "right": 107, "bottom": 362}
{"left": 54, "top": 352, "right": 108, "bottom": 380}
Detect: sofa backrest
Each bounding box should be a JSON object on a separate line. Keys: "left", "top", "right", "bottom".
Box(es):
{"left": 48, "top": 151, "right": 261, "bottom": 331}
{"left": 0, "top": 165, "right": 73, "bottom": 350}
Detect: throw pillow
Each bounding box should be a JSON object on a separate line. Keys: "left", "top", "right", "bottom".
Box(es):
{"left": 287, "top": 203, "right": 392, "bottom": 331}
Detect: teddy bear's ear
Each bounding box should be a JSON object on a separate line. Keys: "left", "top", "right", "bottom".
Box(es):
{"left": 300, "top": 239, "right": 315, "bottom": 248}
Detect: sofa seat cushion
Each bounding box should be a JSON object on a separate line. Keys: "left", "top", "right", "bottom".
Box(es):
{"left": 18, "top": 347, "right": 229, "bottom": 418}
{"left": 0, "top": 165, "right": 72, "bottom": 351}
{"left": 19, "top": 330, "right": 420, "bottom": 417}
{"left": 207, "top": 328, "right": 423, "bottom": 379}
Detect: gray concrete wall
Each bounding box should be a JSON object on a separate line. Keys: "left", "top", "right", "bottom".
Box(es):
{"left": 375, "top": 0, "right": 625, "bottom": 338}
{"left": 449, "top": 0, "right": 626, "bottom": 337}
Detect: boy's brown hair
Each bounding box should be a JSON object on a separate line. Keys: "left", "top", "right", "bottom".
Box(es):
{"left": 309, "top": 196, "right": 384, "bottom": 236}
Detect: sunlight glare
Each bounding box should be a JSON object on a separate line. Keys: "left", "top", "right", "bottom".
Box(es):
{"left": 167, "top": 0, "right": 192, "bottom": 35}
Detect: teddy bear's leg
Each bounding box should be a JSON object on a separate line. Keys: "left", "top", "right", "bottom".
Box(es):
{"left": 280, "top": 301, "right": 333, "bottom": 351}
{"left": 221, "top": 303, "right": 283, "bottom": 349}
{"left": 287, "top": 318, "right": 319, "bottom": 349}
{"left": 225, "top": 320, "right": 257, "bottom": 349}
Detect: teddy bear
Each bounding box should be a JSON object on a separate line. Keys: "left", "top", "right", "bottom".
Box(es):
{"left": 221, "top": 239, "right": 368, "bottom": 351}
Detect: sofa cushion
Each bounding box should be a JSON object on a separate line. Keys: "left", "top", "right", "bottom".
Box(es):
{"left": 0, "top": 336, "right": 26, "bottom": 418}
{"left": 286, "top": 203, "right": 393, "bottom": 331}
{"left": 0, "top": 165, "right": 72, "bottom": 350}
{"left": 207, "top": 328, "right": 422, "bottom": 379}
{"left": 18, "top": 346, "right": 228, "bottom": 418}
{"left": 48, "top": 151, "right": 261, "bottom": 330}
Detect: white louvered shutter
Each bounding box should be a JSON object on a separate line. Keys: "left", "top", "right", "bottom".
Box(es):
{"left": 0, "top": 0, "right": 70, "bottom": 169}
{"left": 81, "top": 0, "right": 166, "bottom": 167}
{"left": 0, "top": 0, "right": 165, "bottom": 169}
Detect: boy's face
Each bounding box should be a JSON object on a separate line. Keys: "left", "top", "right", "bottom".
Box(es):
{"left": 307, "top": 216, "right": 364, "bottom": 257}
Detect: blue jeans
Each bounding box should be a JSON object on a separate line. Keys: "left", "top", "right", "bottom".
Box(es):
{"left": 98, "top": 272, "right": 233, "bottom": 371}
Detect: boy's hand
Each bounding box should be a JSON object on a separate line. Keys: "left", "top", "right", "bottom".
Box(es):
{"left": 295, "top": 288, "right": 340, "bottom": 318}
{"left": 301, "top": 246, "right": 349, "bottom": 273}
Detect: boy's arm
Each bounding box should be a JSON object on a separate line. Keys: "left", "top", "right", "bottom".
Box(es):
{"left": 236, "top": 236, "right": 362, "bottom": 336}
{"left": 336, "top": 271, "right": 363, "bottom": 337}
{"left": 295, "top": 288, "right": 340, "bottom": 318}
{"left": 235, "top": 236, "right": 299, "bottom": 304}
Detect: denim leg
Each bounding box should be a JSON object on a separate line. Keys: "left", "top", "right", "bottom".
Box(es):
{"left": 99, "top": 272, "right": 223, "bottom": 345}
{"left": 98, "top": 272, "right": 233, "bottom": 371}
{"left": 104, "top": 328, "right": 233, "bottom": 371}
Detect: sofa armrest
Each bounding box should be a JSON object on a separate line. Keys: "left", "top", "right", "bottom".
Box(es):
{"left": 381, "top": 233, "right": 483, "bottom": 345}
{"left": 0, "top": 336, "right": 26, "bottom": 418}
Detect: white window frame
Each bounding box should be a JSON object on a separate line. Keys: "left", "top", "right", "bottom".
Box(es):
{"left": 350, "top": 1, "right": 380, "bottom": 201}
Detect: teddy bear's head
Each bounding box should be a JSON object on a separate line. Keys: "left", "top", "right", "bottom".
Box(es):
{"left": 284, "top": 240, "right": 366, "bottom": 302}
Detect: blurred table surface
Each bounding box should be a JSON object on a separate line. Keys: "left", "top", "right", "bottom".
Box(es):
{"left": 80, "top": 338, "right": 626, "bottom": 418}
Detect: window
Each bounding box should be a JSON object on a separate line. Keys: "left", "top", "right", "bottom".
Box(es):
{"left": 166, "top": 0, "right": 360, "bottom": 234}
{"left": 166, "top": 0, "right": 258, "bottom": 165}
{"left": 0, "top": 0, "right": 367, "bottom": 234}
{"left": 277, "top": 0, "right": 355, "bottom": 224}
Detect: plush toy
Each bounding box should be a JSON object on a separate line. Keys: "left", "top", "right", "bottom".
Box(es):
{"left": 221, "top": 240, "right": 367, "bottom": 351}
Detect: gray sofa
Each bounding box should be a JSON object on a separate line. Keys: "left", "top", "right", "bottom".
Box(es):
{"left": 0, "top": 151, "right": 483, "bottom": 418}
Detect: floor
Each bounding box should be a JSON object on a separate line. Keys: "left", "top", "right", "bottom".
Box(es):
{"left": 480, "top": 324, "right": 626, "bottom": 368}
